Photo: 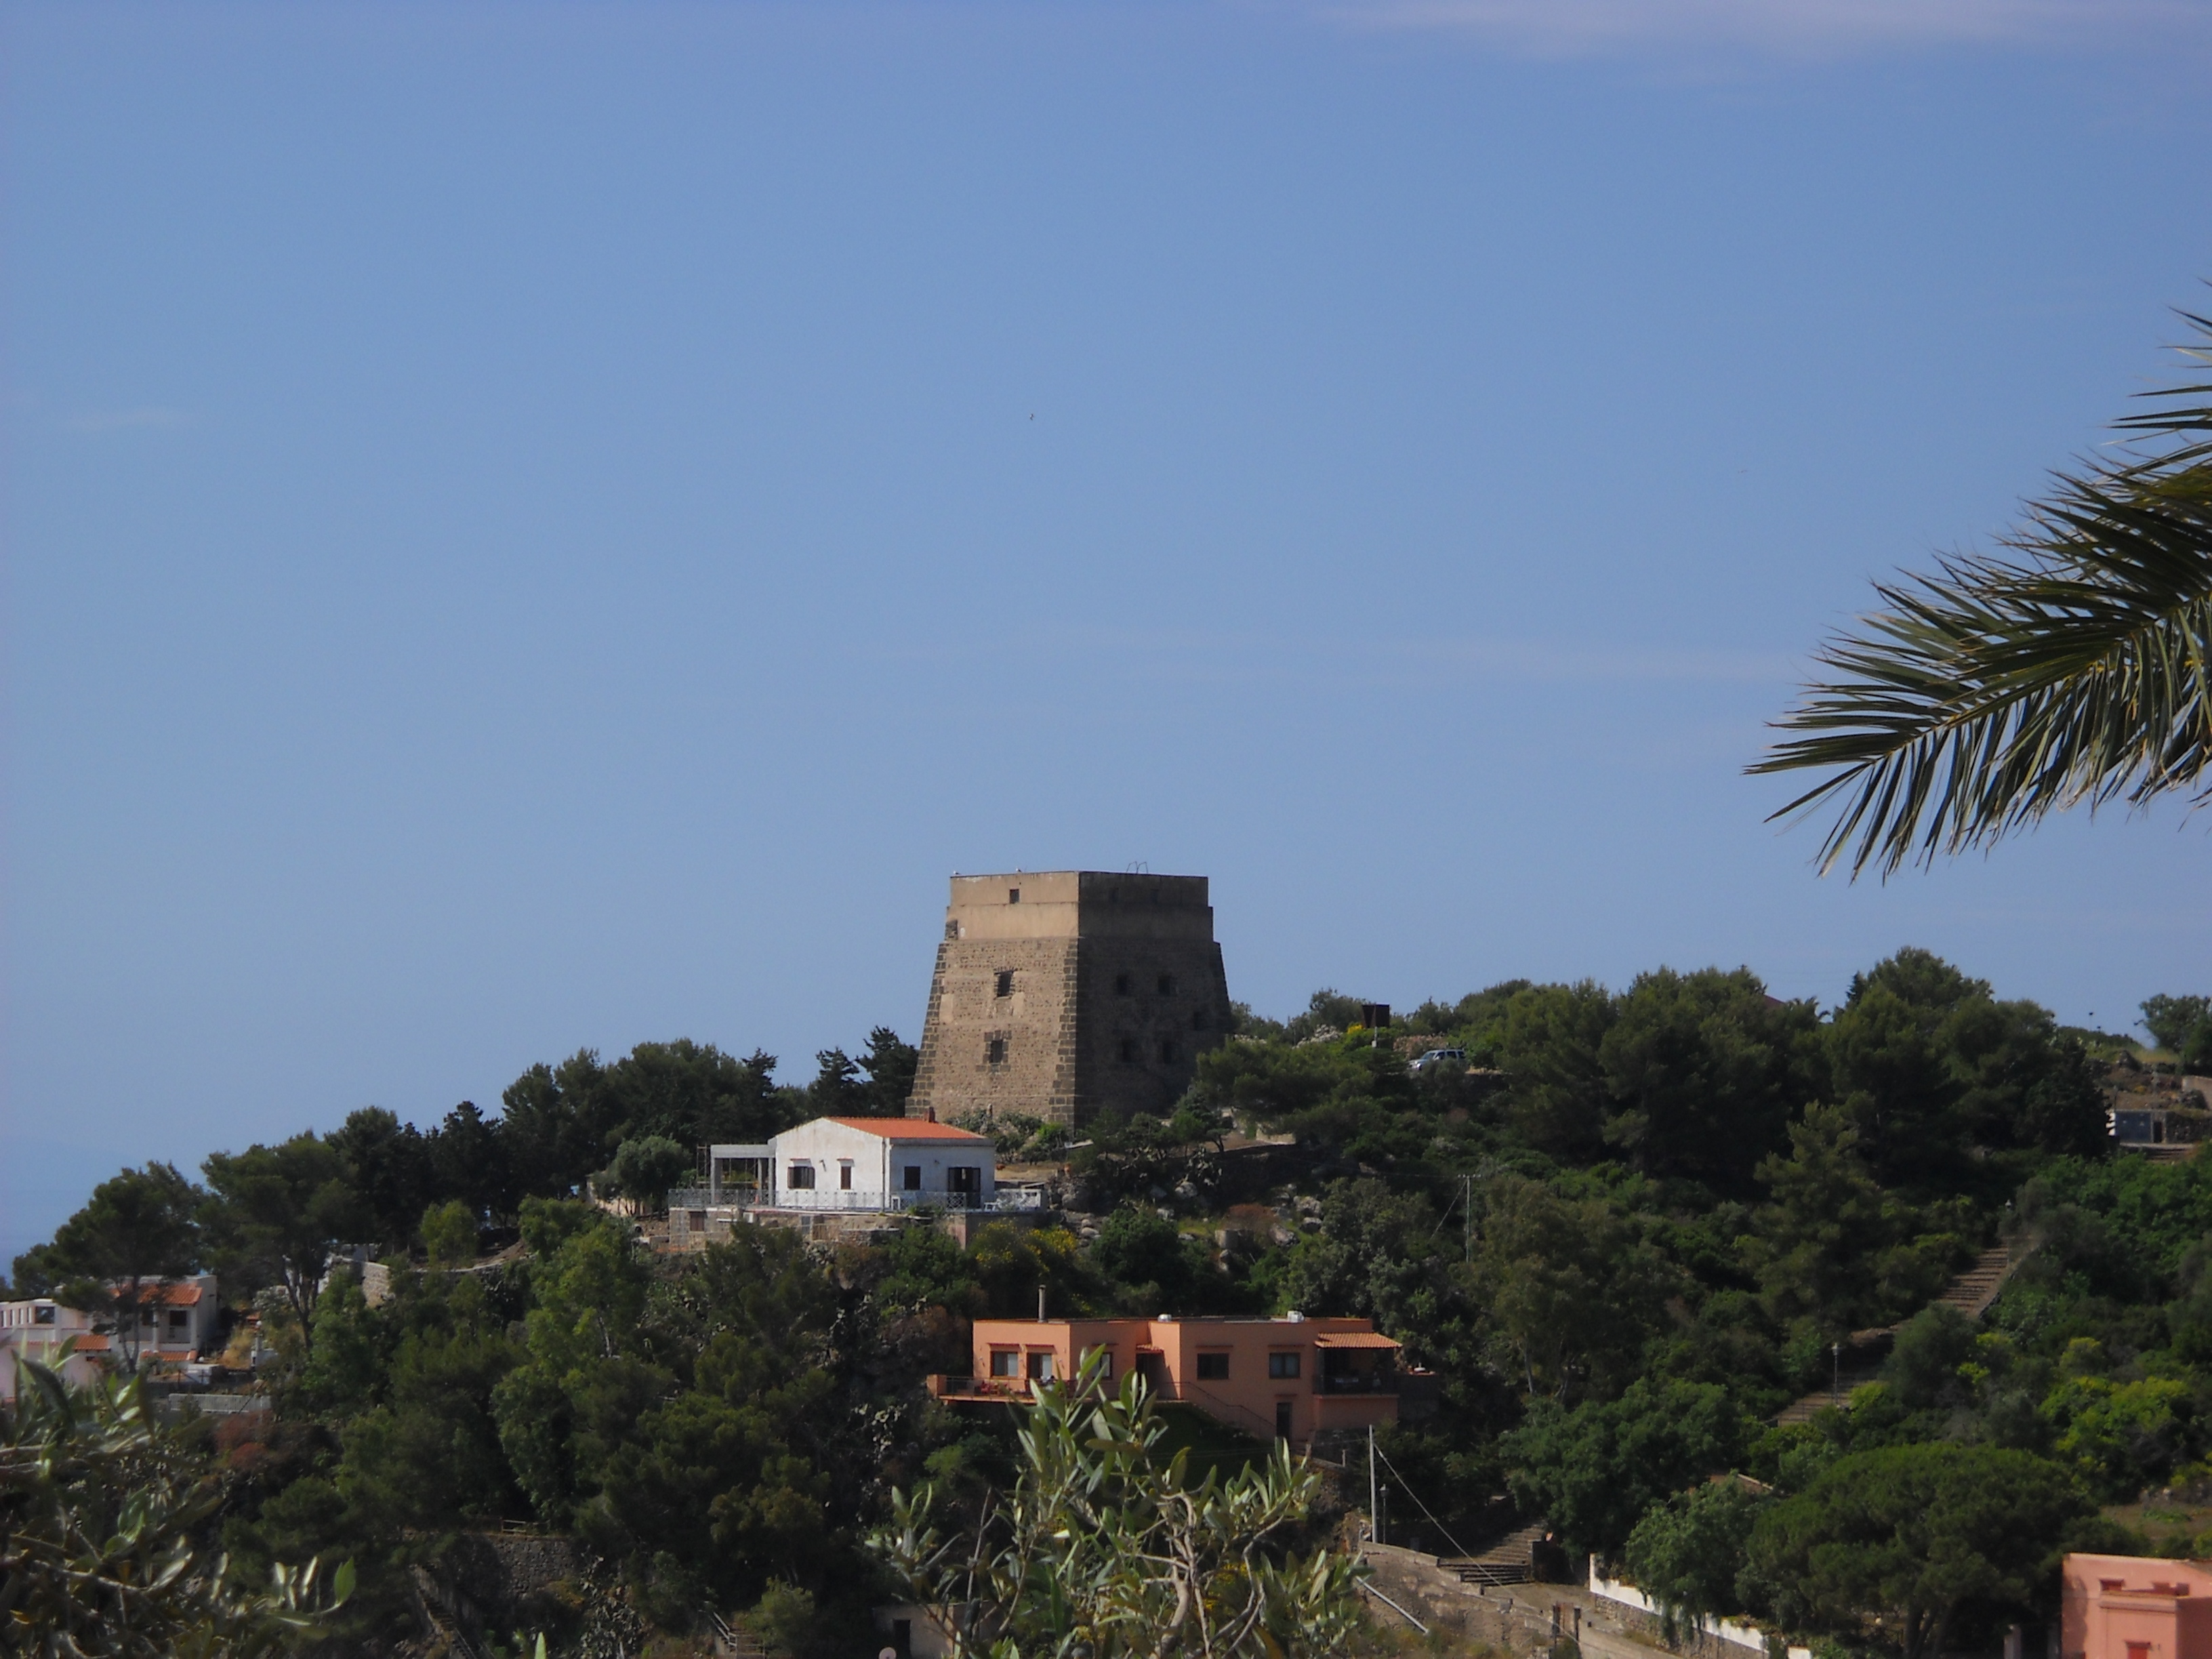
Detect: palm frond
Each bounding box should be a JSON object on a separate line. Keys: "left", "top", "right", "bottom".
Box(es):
{"left": 1753, "top": 304, "right": 2212, "bottom": 878}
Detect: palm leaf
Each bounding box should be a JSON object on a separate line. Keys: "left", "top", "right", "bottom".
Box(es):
{"left": 1753, "top": 306, "right": 2212, "bottom": 877}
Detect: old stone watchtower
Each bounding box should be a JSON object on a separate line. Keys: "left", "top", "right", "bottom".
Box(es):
{"left": 906, "top": 872, "right": 1232, "bottom": 1129}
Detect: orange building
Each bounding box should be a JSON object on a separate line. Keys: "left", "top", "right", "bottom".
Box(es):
{"left": 930, "top": 1313, "right": 1404, "bottom": 1446}
{"left": 2064, "top": 1555, "right": 2212, "bottom": 1659}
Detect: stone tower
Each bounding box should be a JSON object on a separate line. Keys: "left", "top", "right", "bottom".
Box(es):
{"left": 906, "top": 872, "right": 1232, "bottom": 1128}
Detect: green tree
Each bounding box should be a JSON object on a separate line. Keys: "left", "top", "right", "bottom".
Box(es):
{"left": 1755, "top": 306, "right": 2212, "bottom": 876}
{"left": 1624, "top": 1479, "right": 1767, "bottom": 1642}
{"left": 598, "top": 1136, "right": 694, "bottom": 1216}
{"left": 426, "top": 1099, "right": 513, "bottom": 1221}
{"left": 0, "top": 1361, "right": 352, "bottom": 1656}
{"left": 870, "top": 1358, "right": 1366, "bottom": 1658}
{"left": 327, "top": 1108, "right": 434, "bottom": 1254}
{"left": 1090, "top": 1205, "right": 1202, "bottom": 1311}
{"left": 2142, "top": 994, "right": 2212, "bottom": 1057}
{"left": 859, "top": 1026, "right": 920, "bottom": 1114}
{"left": 201, "top": 1134, "right": 357, "bottom": 1357}
{"left": 968, "top": 1223, "right": 1099, "bottom": 1320}
{"left": 500, "top": 1042, "right": 791, "bottom": 1202}
{"left": 1744, "top": 1443, "right": 2092, "bottom": 1659}
{"left": 1597, "top": 968, "right": 1816, "bottom": 1190}
{"left": 1743, "top": 1105, "right": 1896, "bottom": 1332}
{"left": 422, "top": 1199, "right": 478, "bottom": 1268}
{"left": 40, "top": 1164, "right": 202, "bottom": 1373}
{"left": 1473, "top": 1174, "right": 1682, "bottom": 1402}
{"left": 1495, "top": 981, "right": 1616, "bottom": 1159}
{"left": 1504, "top": 1378, "right": 1748, "bottom": 1557}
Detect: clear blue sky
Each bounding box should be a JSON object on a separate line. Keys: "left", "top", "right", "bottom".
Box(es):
{"left": 7, "top": 1, "right": 2211, "bottom": 1264}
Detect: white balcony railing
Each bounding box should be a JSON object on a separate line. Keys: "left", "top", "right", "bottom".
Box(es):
{"left": 667, "top": 1186, "right": 1044, "bottom": 1214}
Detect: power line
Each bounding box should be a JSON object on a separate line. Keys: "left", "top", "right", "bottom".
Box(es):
{"left": 1371, "top": 1440, "right": 1479, "bottom": 1563}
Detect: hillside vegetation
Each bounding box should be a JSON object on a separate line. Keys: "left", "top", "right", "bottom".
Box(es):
{"left": 9, "top": 947, "right": 2211, "bottom": 1657}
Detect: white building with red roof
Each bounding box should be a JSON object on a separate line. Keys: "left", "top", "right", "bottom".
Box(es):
{"left": 698, "top": 1115, "right": 1036, "bottom": 1213}
{"left": 0, "top": 1273, "right": 221, "bottom": 1400}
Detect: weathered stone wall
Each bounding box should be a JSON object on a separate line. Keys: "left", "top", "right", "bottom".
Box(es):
{"left": 909, "top": 872, "right": 1233, "bottom": 1129}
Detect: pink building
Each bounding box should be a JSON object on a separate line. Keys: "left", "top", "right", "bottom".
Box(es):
{"left": 930, "top": 1313, "right": 1404, "bottom": 1446}
{"left": 2063, "top": 1555, "right": 2212, "bottom": 1659}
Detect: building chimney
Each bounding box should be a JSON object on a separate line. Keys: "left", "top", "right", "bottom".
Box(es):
{"left": 1038, "top": 1285, "right": 1047, "bottom": 1323}
{"left": 926, "top": 1104, "right": 937, "bottom": 1123}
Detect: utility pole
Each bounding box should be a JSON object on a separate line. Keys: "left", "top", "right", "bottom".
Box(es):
{"left": 1463, "top": 1172, "right": 1475, "bottom": 1265}
{"left": 1368, "top": 1424, "right": 1382, "bottom": 1547}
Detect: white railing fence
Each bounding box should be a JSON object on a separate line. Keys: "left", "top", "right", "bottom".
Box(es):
{"left": 667, "top": 1186, "right": 1045, "bottom": 1214}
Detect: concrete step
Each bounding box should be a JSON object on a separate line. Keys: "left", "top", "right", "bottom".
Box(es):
{"left": 1441, "top": 1523, "right": 1548, "bottom": 1586}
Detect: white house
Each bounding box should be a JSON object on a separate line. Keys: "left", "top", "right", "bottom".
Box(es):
{"left": 123, "top": 1273, "right": 224, "bottom": 1359}
{"left": 697, "top": 1116, "right": 1037, "bottom": 1213}
{"left": 0, "top": 1273, "right": 223, "bottom": 1401}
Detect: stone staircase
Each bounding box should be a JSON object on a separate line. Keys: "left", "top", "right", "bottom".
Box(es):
{"left": 1440, "top": 1521, "right": 1549, "bottom": 1586}
{"left": 1774, "top": 1244, "right": 2015, "bottom": 1425}
{"left": 1936, "top": 1245, "right": 2014, "bottom": 1319}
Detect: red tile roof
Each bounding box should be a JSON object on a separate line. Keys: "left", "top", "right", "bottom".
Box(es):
{"left": 825, "top": 1117, "right": 991, "bottom": 1143}
{"left": 1311, "top": 1332, "right": 1402, "bottom": 1349}
{"left": 117, "top": 1282, "right": 204, "bottom": 1307}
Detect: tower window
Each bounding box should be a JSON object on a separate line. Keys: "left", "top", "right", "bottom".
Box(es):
{"left": 1008, "top": 886, "right": 1021, "bottom": 904}
{"left": 1114, "top": 972, "right": 1133, "bottom": 996}
{"left": 1159, "top": 1039, "right": 1179, "bottom": 1065}
{"left": 987, "top": 1038, "right": 1007, "bottom": 1065}
{"left": 1157, "top": 974, "right": 1177, "bottom": 996}
{"left": 1118, "top": 1038, "right": 1138, "bottom": 1064}
{"left": 995, "top": 969, "right": 1014, "bottom": 998}
{"left": 1191, "top": 1010, "right": 1208, "bottom": 1031}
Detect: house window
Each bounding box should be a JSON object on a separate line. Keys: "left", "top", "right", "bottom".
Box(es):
{"left": 1114, "top": 972, "right": 1133, "bottom": 996}
{"left": 990, "top": 1349, "right": 1021, "bottom": 1378}
{"left": 839, "top": 1161, "right": 854, "bottom": 1191}
{"left": 1086, "top": 1347, "right": 1115, "bottom": 1379}
{"left": 987, "top": 1038, "right": 1007, "bottom": 1065}
{"left": 1269, "top": 1352, "right": 1301, "bottom": 1379}
{"left": 1008, "top": 886, "right": 1021, "bottom": 904}
{"left": 1119, "top": 1038, "right": 1138, "bottom": 1064}
{"left": 904, "top": 1165, "right": 922, "bottom": 1191}
{"left": 1195, "top": 1352, "right": 1230, "bottom": 1380}
{"left": 1158, "top": 1039, "right": 1178, "bottom": 1065}
{"left": 948, "top": 1166, "right": 981, "bottom": 1193}
{"left": 787, "top": 1163, "right": 816, "bottom": 1189}
{"left": 996, "top": 970, "right": 1014, "bottom": 998}
{"left": 1158, "top": 973, "right": 1177, "bottom": 996}
{"left": 1027, "top": 1351, "right": 1055, "bottom": 1381}
{"left": 2127, "top": 1645, "right": 2152, "bottom": 1659}
{"left": 168, "top": 1310, "right": 189, "bottom": 1332}
{"left": 141, "top": 1309, "right": 157, "bottom": 1327}
{"left": 33, "top": 1305, "right": 55, "bottom": 1326}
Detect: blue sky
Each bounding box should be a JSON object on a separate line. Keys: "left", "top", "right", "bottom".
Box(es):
{"left": 6, "top": 1, "right": 2212, "bottom": 1263}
